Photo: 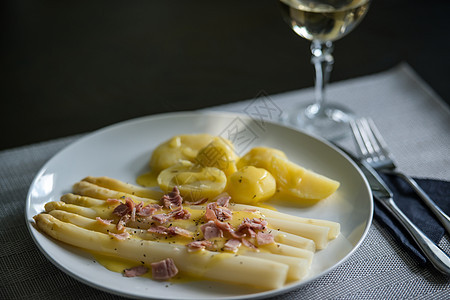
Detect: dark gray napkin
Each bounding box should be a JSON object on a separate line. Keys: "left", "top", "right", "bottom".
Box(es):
{"left": 375, "top": 174, "right": 450, "bottom": 264}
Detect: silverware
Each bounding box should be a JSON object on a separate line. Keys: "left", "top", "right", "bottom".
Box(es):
{"left": 350, "top": 117, "right": 450, "bottom": 235}
{"left": 335, "top": 145, "right": 450, "bottom": 275}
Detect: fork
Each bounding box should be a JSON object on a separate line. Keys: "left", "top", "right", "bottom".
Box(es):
{"left": 350, "top": 117, "right": 450, "bottom": 235}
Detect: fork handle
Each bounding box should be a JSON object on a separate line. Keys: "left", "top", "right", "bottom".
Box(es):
{"left": 377, "top": 196, "right": 450, "bottom": 275}
{"left": 385, "top": 170, "right": 450, "bottom": 235}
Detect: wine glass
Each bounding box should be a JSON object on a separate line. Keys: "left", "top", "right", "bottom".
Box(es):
{"left": 278, "top": 0, "right": 371, "bottom": 140}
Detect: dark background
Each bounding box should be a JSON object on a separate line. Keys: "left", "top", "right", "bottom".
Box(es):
{"left": 2, "top": 0, "right": 449, "bottom": 151}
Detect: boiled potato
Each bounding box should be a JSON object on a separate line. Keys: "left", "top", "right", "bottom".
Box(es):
{"left": 195, "top": 137, "right": 238, "bottom": 177}
{"left": 238, "top": 147, "right": 339, "bottom": 200}
{"left": 150, "top": 134, "right": 215, "bottom": 174}
{"left": 269, "top": 157, "right": 340, "bottom": 200}
{"left": 157, "top": 160, "right": 227, "bottom": 200}
{"left": 237, "top": 147, "right": 287, "bottom": 170}
{"left": 227, "top": 166, "right": 276, "bottom": 205}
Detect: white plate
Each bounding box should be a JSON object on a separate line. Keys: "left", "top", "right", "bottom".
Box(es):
{"left": 26, "top": 111, "right": 373, "bottom": 299}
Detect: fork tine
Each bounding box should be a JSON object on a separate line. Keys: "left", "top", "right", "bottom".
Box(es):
{"left": 350, "top": 119, "right": 369, "bottom": 157}
{"left": 361, "top": 118, "right": 381, "bottom": 155}
{"left": 357, "top": 118, "right": 377, "bottom": 159}
{"left": 352, "top": 118, "right": 380, "bottom": 162}
{"left": 366, "top": 118, "right": 392, "bottom": 161}
{"left": 351, "top": 118, "right": 387, "bottom": 163}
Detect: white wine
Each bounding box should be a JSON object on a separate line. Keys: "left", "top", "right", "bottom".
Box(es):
{"left": 279, "top": 0, "right": 370, "bottom": 42}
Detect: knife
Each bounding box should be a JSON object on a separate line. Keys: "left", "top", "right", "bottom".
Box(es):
{"left": 336, "top": 144, "right": 450, "bottom": 275}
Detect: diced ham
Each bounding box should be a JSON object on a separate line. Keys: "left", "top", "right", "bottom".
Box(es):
{"left": 184, "top": 198, "right": 208, "bottom": 205}
{"left": 205, "top": 203, "right": 218, "bottom": 222}
{"left": 112, "top": 198, "right": 149, "bottom": 225}
{"left": 106, "top": 198, "right": 121, "bottom": 204}
{"left": 186, "top": 240, "right": 215, "bottom": 252}
{"left": 213, "top": 219, "right": 245, "bottom": 239}
{"left": 241, "top": 238, "right": 258, "bottom": 251}
{"left": 109, "top": 231, "right": 130, "bottom": 240}
{"left": 249, "top": 218, "right": 268, "bottom": 229}
{"left": 212, "top": 219, "right": 232, "bottom": 233}
{"left": 129, "top": 201, "right": 144, "bottom": 222}
{"left": 147, "top": 225, "right": 193, "bottom": 238}
{"left": 151, "top": 258, "right": 178, "bottom": 280}
{"left": 256, "top": 232, "right": 275, "bottom": 246}
{"left": 123, "top": 265, "right": 148, "bottom": 277}
{"left": 205, "top": 202, "right": 232, "bottom": 222}
{"left": 214, "top": 205, "right": 232, "bottom": 221}
{"left": 161, "top": 186, "right": 183, "bottom": 209}
{"left": 125, "top": 198, "right": 136, "bottom": 220}
{"left": 213, "top": 193, "right": 231, "bottom": 207}
{"left": 111, "top": 198, "right": 136, "bottom": 218}
{"left": 200, "top": 221, "right": 223, "bottom": 240}
{"left": 147, "top": 225, "right": 170, "bottom": 235}
{"left": 223, "top": 239, "right": 241, "bottom": 252}
{"left": 235, "top": 218, "right": 269, "bottom": 243}
{"left": 112, "top": 203, "right": 129, "bottom": 217}
{"left": 168, "top": 186, "right": 181, "bottom": 198}
{"left": 167, "top": 226, "right": 193, "bottom": 238}
{"left": 151, "top": 213, "right": 170, "bottom": 224}
{"left": 135, "top": 201, "right": 144, "bottom": 211}
{"left": 116, "top": 215, "right": 130, "bottom": 232}
{"left": 171, "top": 208, "right": 191, "bottom": 220}
{"left": 246, "top": 228, "right": 257, "bottom": 238}
{"left": 95, "top": 217, "right": 113, "bottom": 225}
{"left": 151, "top": 208, "right": 191, "bottom": 224}
{"left": 236, "top": 218, "right": 267, "bottom": 234}
{"left": 137, "top": 204, "right": 161, "bottom": 217}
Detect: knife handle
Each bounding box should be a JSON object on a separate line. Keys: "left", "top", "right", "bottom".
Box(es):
{"left": 376, "top": 196, "right": 450, "bottom": 276}
{"left": 388, "top": 170, "right": 450, "bottom": 235}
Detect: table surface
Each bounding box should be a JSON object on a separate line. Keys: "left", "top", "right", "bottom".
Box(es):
{"left": 1, "top": 63, "right": 449, "bottom": 299}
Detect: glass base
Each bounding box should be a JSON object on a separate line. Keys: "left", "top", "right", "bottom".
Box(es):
{"left": 281, "top": 102, "right": 354, "bottom": 141}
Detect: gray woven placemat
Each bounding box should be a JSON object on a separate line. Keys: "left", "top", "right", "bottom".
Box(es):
{"left": 1, "top": 131, "right": 448, "bottom": 300}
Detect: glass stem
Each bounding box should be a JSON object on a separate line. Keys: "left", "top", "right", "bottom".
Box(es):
{"left": 310, "top": 40, "right": 334, "bottom": 117}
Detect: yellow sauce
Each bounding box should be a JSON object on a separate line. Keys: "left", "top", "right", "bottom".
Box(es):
{"left": 136, "top": 170, "right": 159, "bottom": 187}
{"left": 90, "top": 251, "right": 201, "bottom": 283}
{"left": 254, "top": 202, "right": 277, "bottom": 211}
{"left": 91, "top": 252, "right": 152, "bottom": 277}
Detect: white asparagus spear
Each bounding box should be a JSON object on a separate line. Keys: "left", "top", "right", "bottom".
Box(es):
{"left": 45, "top": 201, "right": 100, "bottom": 219}
{"left": 34, "top": 213, "right": 289, "bottom": 289}
{"left": 82, "top": 176, "right": 163, "bottom": 199}
{"left": 61, "top": 193, "right": 107, "bottom": 207}
{"left": 72, "top": 181, "right": 156, "bottom": 204}
{"left": 47, "top": 209, "right": 192, "bottom": 241}
{"left": 231, "top": 204, "right": 340, "bottom": 239}
{"left": 262, "top": 243, "right": 313, "bottom": 263}
{"left": 269, "top": 229, "right": 315, "bottom": 252}
{"left": 266, "top": 217, "right": 329, "bottom": 250}
{"left": 248, "top": 252, "right": 310, "bottom": 281}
